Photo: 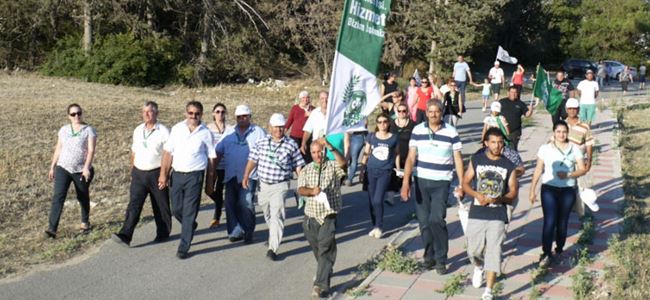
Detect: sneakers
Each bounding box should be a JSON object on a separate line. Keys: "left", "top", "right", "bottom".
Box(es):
{"left": 482, "top": 107, "right": 487, "bottom": 112}
{"left": 481, "top": 291, "right": 493, "bottom": 300}
{"left": 311, "top": 286, "right": 327, "bottom": 298}
{"left": 266, "top": 249, "right": 278, "bottom": 261}
{"left": 228, "top": 224, "right": 245, "bottom": 242}
{"left": 539, "top": 253, "right": 552, "bottom": 267}
{"left": 344, "top": 179, "right": 352, "bottom": 187}
{"left": 472, "top": 266, "right": 484, "bottom": 288}
{"left": 368, "top": 228, "right": 383, "bottom": 239}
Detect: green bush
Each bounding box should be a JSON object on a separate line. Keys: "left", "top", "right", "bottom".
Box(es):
{"left": 41, "top": 34, "right": 180, "bottom": 86}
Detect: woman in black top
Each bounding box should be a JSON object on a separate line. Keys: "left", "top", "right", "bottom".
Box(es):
{"left": 381, "top": 72, "right": 399, "bottom": 114}
{"left": 389, "top": 103, "right": 415, "bottom": 195}
{"left": 443, "top": 79, "right": 464, "bottom": 127}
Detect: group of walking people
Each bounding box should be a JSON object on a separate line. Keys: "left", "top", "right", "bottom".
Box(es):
{"left": 45, "top": 56, "right": 600, "bottom": 299}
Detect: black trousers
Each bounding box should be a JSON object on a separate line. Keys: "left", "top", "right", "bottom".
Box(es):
{"left": 48, "top": 166, "right": 94, "bottom": 232}
{"left": 509, "top": 129, "right": 522, "bottom": 152}
{"left": 303, "top": 215, "right": 337, "bottom": 290}
{"left": 170, "top": 170, "right": 204, "bottom": 253}
{"left": 207, "top": 169, "right": 225, "bottom": 220}
{"left": 414, "top": 178, "right": 450, "bottom": 267}
{"left": 290, "top": 136, "right": 312, "bottom": 164}
{"left": 118, "top": 167, "right": 172, "bottom": 243}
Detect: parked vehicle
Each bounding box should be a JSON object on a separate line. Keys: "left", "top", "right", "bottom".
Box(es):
{"left": 603, "top": 60, "right": 637, "bottom": 80}
{"left": 562, "top": 59, "right": 598, "bottom": 79}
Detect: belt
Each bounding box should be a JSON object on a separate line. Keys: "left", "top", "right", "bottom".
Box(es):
{"left": 260, "top": 179, "right": 290, "bottom": 185}
{"left": 351, "top": 131, "right": 367, "bottom": 135}
{"left": 173, "top": 170, "right": 203, "bottom": 175}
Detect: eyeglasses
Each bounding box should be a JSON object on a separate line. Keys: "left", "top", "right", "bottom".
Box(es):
{"left": 187, "top": 111, "right": 201, "bottom": 116}
{"left": 236, "top": 115, "right": 250, "bottom": 118}
{"left": 397, "top": 109, "right": 407, "bottom": 113}
{"left": 69, "top": 112, "right": 82, "bottom": 117}
{"left": 421, "top": 81, "right": 429, "bottom": 84}
{"left": 377, "top": 120, "right": 389, "bottom": 124}
{"left": 213, "top": 110, "right": 225, "bottom": 114}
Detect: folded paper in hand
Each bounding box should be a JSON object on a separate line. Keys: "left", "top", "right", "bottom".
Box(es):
{"left": 316, "top": 192, "right": 331, "bottom": 210}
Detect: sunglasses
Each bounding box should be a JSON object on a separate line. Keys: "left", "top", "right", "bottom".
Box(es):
{"left": 377, "top": 120, "right": 389, "bottom": 124}
{"left": 213, "top": 110, "right": 225, "bottom": 114}
{"left": 397, "top": 109, "right": 407, "bottom": 113}
{"left": 187, "top": 111, "right": 201, "bottom": 116}
{"left": 422, "top": 81, "right": 429, "bottom": 84}
{"left": 69, "top": 112, "right": 82, "bottom": 117}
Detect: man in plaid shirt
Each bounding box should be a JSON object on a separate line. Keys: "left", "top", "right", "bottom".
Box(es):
{"left": 243, "top": 113, "right": 305, "bottom": 261}
{"left": 297, "top": 138, "right": 347, "bottom": 298}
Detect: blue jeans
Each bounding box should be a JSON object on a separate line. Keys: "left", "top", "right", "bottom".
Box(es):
{"left": 541, "top": 184, "right": 576, "bottom": 255}
{"left": 347, "top": 133, "right": 365, "bottom": 183}
{"left": 414, "top": 177, "right": 450, "bottom": 267}
{"left": 455, "top": 80, "right": 467, "bottom": 105}
{"left": 367, "top": 168, "right": 392, "bottom": 230}
{"left": 225, "top": 178, "right": 257, "bottom": 239}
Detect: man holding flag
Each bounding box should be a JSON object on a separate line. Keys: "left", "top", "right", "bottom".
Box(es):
{"left": 533, "top": 65, "right": 565, "bottom": 125}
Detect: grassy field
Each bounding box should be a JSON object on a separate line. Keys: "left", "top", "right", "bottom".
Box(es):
{"left": 0, "top": 73, "right": 324, "bottom": 279}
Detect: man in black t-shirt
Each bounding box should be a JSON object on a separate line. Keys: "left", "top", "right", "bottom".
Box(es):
{"left": 552, "top": 71, "right": 575, "bottom": 125}
{"left": 499, "top": 86, "right": 534, "bottom": 151}
{"left": 462, "top": 128, "right": 519, "bottom": 299}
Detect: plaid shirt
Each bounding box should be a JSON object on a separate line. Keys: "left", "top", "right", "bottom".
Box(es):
{"left": 249, "top": 135, "right": 304, "bottom": 184}
{"left": 298, "top": 160, "right": 346, "bottom": 224}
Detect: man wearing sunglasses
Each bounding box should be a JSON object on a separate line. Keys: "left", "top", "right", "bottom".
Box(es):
{"left": 159, "top": 101, "right": 216, "bottom": 259}
{"left": 213, "top": 105, "right": 266, "bottom": 244}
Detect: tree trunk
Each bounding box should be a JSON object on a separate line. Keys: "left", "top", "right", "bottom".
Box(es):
{"left": 195, "top": 3, "right": 211, "bottom": 87}
{"left": 428, "top": 40, "right": 436, "bottom": 75}
{"left": 82, "top": 0, "right": 92, "bottom": 54}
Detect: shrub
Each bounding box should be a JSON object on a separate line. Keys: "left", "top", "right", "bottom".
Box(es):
{"left": 41, "top": 34, "right": 180, "bottom": 86}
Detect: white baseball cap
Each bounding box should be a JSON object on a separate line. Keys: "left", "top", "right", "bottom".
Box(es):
{"left": 269, "top": 113, "right": 286, "bottom": 127}
{"left": 490, "top": 101, "right": 501, "bottom": 113}
{"left": 235, "top": 104, "right": 252, "bottom": 116}
{"left": 580, "top": 188, "right": 599, "bottom": 211}
{"left": 566, "top": 98, "right": 580, "bottom": 108}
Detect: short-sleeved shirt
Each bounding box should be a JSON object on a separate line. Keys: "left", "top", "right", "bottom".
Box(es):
{"left": 164, "top": 121, "right": 216, "bottom": 173}
{"left": 299, "top": 160, "right": 346, "bottom": 224}
{"left": 512, "top": 72, "right": 524, "bottom": 85}
{"left": 216, "top": 124, "right": 266, "bottom": 183}
{"left": 553, "top": 78, "right": 575, "bottom": 100}
{"left": 325, "top": 133, "right": 345, "bottom": 161}
{"left": 640, "top": 65, "right": 647, "bottom": 76}
{"left": 302, "top": 107, "right": 326, "bottom": 139}
{"left": 489, "top": 67, "right": 504, "bottom": 84}
{"left": 537, "top": 143, "right": 584, "bottom": 187}
{"left": 367, "top": 133, "right": 398, "bottom": 171}
{"left": 409, "top": 122, "right": 462, "bottom": 181}
{"left": 249, "top": 135, "right": 305, "bottom": 184}
{"left": 568, "top": 121, "right": 594, "bottom": 155}
{"left": 208, "top": 124, "right": 234, "bottom": 170}
{"left": 453, "top": 62, "right": 471, "bottom": 82}
{"left": 499, "top": 98, "right": 529, "bottom": 132}
{"left": 577, "top": 80, "right": 599, "bottom": 105}
{"left": 468, "top": 151, "right": 516, "bottom": 223}
{"left": 390, "top": 119, "right": 415, "bottom": 169}
{"left": 132, "top": 122, "right": 169, "bottom": 171}
{"left": 57, "top": 124, "right": 97, "bottom": 173}
{"left": 483, "top": 115, "right": 509, "bottom": 132}
{"left": 481, "top": 83, "right": 491, "bottom": 96}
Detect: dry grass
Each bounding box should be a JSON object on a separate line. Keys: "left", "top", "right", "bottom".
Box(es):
{"left": 0, "top": 72, "right": 324, "bottom": 279}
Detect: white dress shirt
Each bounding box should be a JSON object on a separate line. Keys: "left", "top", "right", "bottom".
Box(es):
{"left": 131, "top": 122, "right": 170, "bottom": 171}
{"left": 164, "top": 121, "right": 216, "bottom": 172}
{"left": 302, "top": 107, "right": 326, "bottom": 139}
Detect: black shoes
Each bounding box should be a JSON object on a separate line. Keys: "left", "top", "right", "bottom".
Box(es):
{"left": 111, "top": 233, "right": 131, "bottom": 247}
{"left": 229, "top": 236, "right": 244, "bottom": 242}
{"left": 153, "top": 235, "right": 169, "bottom": 243}
{"left": 434, "top": 266, "right": 448, "bottom": 275}
{"left": 266, "top": 249, "right": 278, "bottom": 261}
{"left": 44, "top": 230, "right": 56, "bottom": 239}
{"left": 176, "top": 251, "right": 189, "bottom": 260}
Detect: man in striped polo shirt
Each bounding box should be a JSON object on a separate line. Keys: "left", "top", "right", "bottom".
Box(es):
{"left": 401, "top": 99, "right": 465, "bottom": 274}
{"left": 564, "top": 98, "right": 594, "bottom": 216}
{"left": 243, "top": 113, "right": 305, "bottom": 261}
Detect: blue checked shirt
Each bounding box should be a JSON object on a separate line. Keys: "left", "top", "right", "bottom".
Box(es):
{"left": 249, "top": 135, "right": 305, "bottom": 184}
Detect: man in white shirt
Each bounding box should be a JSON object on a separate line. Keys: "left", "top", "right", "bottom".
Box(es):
{"left": 489, "top": 61, "right": 505, "bottom": 100}
{"left": 113, "top": 101, "right": 172, "bottom": 247}
{"left": 576, "top": 70, "right": 599, "bottom": 126}
{"left": 453, "top": 55, "right": 473, "bottom": 107}
{"left": 160, "top": 101, "right": 217, "bottom": 259}
{"left": 300, "top": 91, "right": 328, "bottom": 155}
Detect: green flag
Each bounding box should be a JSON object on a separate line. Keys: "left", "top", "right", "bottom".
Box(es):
{"left": 325, "top": 0, "right": 392, "bottom": 134}
{"left": 533, "top": 64, "right": 564, "bottom": 114}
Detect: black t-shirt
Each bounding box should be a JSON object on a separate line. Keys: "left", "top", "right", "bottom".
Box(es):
{"left": 390, "top": 119, "right": 415, "bottom": 169}
{"left": 553, "top": 78, "right": 574, "bottom": 100}
{"left": 499, "top": 98, "right": 529, "bottom": 132}
{"left": 468, "top": 151, "right": 516, "bottom": 223}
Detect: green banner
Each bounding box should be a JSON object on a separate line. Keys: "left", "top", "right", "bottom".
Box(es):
{"left": 336, "top": 0, "right": 391, "bottom": 74}
{"left": 533, "top": 64, "right": 563, "bottom": 114}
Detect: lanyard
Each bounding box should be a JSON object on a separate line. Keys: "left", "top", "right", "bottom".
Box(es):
{"left": 70, "top": 124, "right": 81, "bottom": 137}
{"left": 267, "top": 138, "right": 285, "bottom": 161}
{"left": 425, "top": 123, "right": 440, "bottom": 146}
{"left": 553, "top": 142, "right": 573, "bottom": 164}
{"left": 236, "top": 127, "right": 251, "bottom": 145}
{"left": 143, "top": 126, "right": 156, "bottom": 148}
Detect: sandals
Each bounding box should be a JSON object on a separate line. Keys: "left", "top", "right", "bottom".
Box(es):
{"left": 208, "top": 219, "right": 220, "bottom": 228}
{"left": 79, "top": 223, "right": 91, "bottom": 234}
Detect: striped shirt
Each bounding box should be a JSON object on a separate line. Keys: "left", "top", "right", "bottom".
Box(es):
{"left": 568, "top": 121, "right": 594, "bottom": 155}
{"left": 409, "top": 122, "right": 462, "bottom": 181}
{"left": 249, "top": 135, "right": 305, "bottom": 184}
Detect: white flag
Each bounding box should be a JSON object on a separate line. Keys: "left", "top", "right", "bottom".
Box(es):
{"left": 496, "top": 46, "right": 518, "bottom": 64}
{"left": 412, "top": 69, "right": 422, "bottom": 86}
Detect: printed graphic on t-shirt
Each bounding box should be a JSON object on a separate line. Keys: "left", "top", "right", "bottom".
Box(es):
{"left": 475, "top": 164, "right": 507, "bottom": 207}
{"left": 372, "top": 143, "right": 390, "bottom": 161}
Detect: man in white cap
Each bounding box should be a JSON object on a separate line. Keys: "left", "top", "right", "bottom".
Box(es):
{"left": 489, "top": 61, "right": 505, "bottom": 100}
{"left": 243, "top": 113, "right": 305, "bottom": 260}
{"left": 564, "top": 98, "right": 595, "bottom": 216}
{"left": 213, "top": 104, "right": 266, "bottom": 243}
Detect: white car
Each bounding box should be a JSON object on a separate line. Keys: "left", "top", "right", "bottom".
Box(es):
{"left": 604, "top": 60, "right": 637, "bottom": 80}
